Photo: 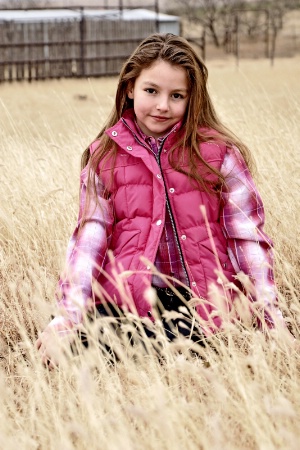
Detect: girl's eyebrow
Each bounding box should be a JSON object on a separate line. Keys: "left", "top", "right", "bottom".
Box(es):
{"left": 141, "top": 81, "right": 188, "bottom": 92}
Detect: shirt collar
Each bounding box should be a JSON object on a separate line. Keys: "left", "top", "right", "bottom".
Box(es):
{"left": 134, "top": 119, "right": 178, "bottom": 144}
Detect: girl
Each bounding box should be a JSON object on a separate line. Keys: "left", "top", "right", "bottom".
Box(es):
{"left": 37, "top": 33, "right": 285, "bottom": 367}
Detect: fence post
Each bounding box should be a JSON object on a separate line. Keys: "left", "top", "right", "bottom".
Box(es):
{"left": 202, "top": 27, "right": 206, "bottom": 60}
{"left": 235, "top": 13, "right": 239, "bottom": 66}
{"left": 79, "top": 7, "right": 85, "bottom": 77}
{"left": 265, "top": 9, "right": 270, "bottom": 58}
{"left": 155, "top": 0, "right": 159, "bottom": 33}
{"left": 7, "top": 24, "right": 13, "bottom": 82}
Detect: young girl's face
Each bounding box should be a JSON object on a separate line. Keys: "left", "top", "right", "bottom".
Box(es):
{"left": 127, "top": 60, "right": 189, "bottom": 139}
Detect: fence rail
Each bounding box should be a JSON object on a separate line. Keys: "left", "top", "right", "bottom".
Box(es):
{"left": 0, "top": 16, "right": 157, "bottom": 82}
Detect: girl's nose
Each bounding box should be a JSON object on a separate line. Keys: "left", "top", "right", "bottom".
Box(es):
{"left": 156, "top": 96, "right": 169, "bottom": 111}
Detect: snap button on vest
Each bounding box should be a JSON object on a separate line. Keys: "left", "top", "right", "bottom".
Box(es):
{"left": 169, "top": 188, "right": 175, "bottom": 193}
{"left": 157, "top": 174, "right": 162, "bottom": 179}
{"left": 181, "top": 235, "right": 187, "bottom": 240}
{"left": 112, "top": 131, "right": 118, "bottom": 136}
{"left": 156, "top": 220, "right": 162, "bottom": 226}
{"left": 127, "top": 146, "right": 132, "bottom": 151}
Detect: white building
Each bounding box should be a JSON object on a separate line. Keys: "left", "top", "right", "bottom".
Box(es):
{"left": 0, "top": 8, "right": 180, "bottom": 35}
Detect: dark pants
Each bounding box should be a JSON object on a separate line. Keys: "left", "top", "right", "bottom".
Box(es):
{"left": 150, "top": 286, "right": 206, "bottom": 344}
{"left": 77, "top": 286, "right": 207, "bottom": 362}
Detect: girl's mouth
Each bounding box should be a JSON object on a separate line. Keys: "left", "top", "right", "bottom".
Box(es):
{"left": 151, "top": 116, "right": 169, "bottom": 121}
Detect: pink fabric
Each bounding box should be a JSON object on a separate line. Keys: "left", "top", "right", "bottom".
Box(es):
{"left": 133, "top": 120, "right": 189, "bottom": 287}
{"left": 51, "top": 109, "right": 282, "bottom": 332}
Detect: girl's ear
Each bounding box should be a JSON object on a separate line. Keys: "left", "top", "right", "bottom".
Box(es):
{"left": 127, "top": 82, "right": 134, "bottom": 99}
{"left": 127, "top": 88, "right": 134, "bottom": 99}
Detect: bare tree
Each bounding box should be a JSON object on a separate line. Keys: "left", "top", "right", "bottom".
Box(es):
{"left": 253, "top": 0, "right": 300, "bottom": 62}
{"left": 172, "top": 0, "right": 300, "bottom": 61}
{"left": 172, "top": 0, "right": 247, "bottom": 48}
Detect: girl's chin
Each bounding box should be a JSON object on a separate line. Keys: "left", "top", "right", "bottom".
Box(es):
{"left": 137, "top": 118, "right": 174, "bottom": 138}
{"left": 145, "top": 124, "right": 174, "bottom": 138}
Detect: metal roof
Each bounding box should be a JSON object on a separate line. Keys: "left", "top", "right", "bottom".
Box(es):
{"left": 0, "top": 8, "right": 179, "bottom": 23}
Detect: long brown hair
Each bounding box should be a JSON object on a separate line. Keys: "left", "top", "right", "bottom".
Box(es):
{"left": 82, "top": 33, "right": 253, "bottom": 202}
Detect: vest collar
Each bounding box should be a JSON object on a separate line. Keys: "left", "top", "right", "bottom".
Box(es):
{"left": 106, "top": 109, "right": 184, "bottom": 150}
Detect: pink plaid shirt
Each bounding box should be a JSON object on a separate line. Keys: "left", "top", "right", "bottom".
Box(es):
{"left": 51, "top": 131, "right": 282, "bottom": 329}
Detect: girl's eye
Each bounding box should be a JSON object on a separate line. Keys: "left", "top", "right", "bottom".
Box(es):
{"left": 172, "top": 93, "right": 183, "bottom": 99}
{"left": 145, "top": 88, "right": 156, "bottom": 94}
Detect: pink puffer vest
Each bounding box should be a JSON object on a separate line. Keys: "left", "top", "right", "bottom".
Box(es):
{"left": 92, "top": 111, "right": 237, "bottom": 329}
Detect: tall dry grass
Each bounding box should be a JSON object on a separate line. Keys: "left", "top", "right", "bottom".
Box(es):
{"left": 0, "top": 56, "right": 299, "bottom": 449}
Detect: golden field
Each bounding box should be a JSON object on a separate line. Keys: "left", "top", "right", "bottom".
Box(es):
{"left": 0, "top": 56, "right": 300, "bottom": 449}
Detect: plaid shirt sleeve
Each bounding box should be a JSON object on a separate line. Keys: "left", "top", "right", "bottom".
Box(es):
{"left": 220, "top": 146, "right": 283, "bottom": 324}
{"left": 49, "top": 166, "right": 113, "bottom": 330}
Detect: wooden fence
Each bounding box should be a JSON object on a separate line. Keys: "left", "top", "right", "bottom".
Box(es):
{"left": 0, "top": 18, "right": 157, "bottom": 82}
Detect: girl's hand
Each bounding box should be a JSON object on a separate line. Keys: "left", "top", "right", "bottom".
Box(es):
{"left": 36, "top": 321, "right": 76, "bottom": 370}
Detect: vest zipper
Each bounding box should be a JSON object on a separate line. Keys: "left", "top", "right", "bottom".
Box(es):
{"left": 156, "top": 143, "right": 190, "bottom": 288}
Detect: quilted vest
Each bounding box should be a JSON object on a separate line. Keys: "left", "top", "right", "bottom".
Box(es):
{"left": 91, "top": 112, "right": 237, "bottom": 329}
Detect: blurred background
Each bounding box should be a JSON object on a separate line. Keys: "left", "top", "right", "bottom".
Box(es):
{"left": 0, "top": 0, "right": 299, "bottom": 82}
